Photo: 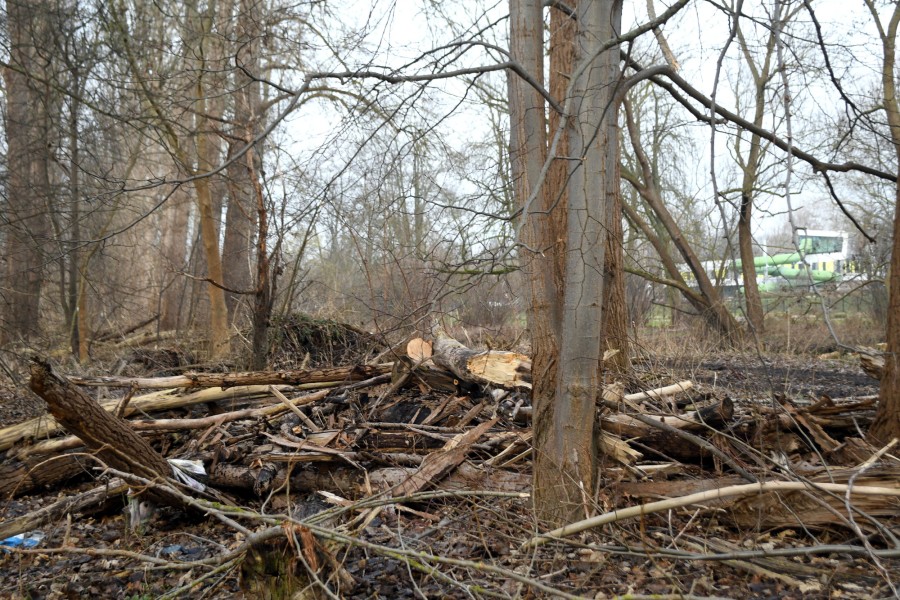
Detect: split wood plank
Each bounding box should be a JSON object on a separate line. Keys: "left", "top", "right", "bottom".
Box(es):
{"left": 392, "top": 418, "right": 497, "bottom": 497}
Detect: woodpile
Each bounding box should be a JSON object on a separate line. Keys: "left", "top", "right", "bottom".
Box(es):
{"left": 2, "top": 327, "right": 895, "bottom": 555}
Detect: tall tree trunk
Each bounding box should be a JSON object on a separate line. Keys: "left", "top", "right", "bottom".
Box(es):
{"left": 188, "top": 0, "right": 230, "bottom": 360}
{"left": 1, "top": 0, "right": 52, "bottom": 345}
{"left": 509, "top": 0, "right": 562, "bottom": 523}
{"left": 869, "top": 1, "right": 900, "bottom": 444}
{"left": 222, "top": 0, "right": 261, "bottom": 329}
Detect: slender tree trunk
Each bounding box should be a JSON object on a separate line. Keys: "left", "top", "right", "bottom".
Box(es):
{"left": 159, "top": 187, "right": 191, "bottom": 331}
{"left": 602, "top": 180, "right": 631, "bottom": 375}
{"left": 623, "top": 100, "right": 743, "bottom": 345}
{"left": 734, "top": 25, "right": 776, "bottom": 337}
{"left": 737, "top": 191, "right": 764, "bottom": 333}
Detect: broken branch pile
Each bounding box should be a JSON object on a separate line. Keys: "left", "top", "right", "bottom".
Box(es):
{"left": 1, "top": 327, "right": 896, "bottom": 596}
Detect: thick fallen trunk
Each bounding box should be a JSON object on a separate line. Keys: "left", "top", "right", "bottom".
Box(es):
{"left": 0, "top": 453, "right": 87, "bottom": 499}
{"left": 68, "top": 363, "right": 390, "bottom": 389}
{"left": 209, "top": 461, "right": 532, "bottom": 498}
{"left": 429, "top": 326, "right": 531, "bottom": 390}
{"left": 29, "top": 359, "right": 178, "bottom": 504}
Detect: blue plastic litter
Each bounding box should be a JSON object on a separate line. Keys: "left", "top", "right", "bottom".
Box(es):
{"left": 1, "top": 532, "right": 45, "bottom": 552}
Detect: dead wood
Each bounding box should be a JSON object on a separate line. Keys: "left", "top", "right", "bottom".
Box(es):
{"left": 429, "top": 327, "right": 531, "bottom": 390}
{"left": 610, "top": 465, "right": 900, "bottom": 530}
{"left": 29, "top": 359, "right": 177, "bottom": 503}
{"left": 0, "top": 383, "right": 300, "bottom": 452}
{"left": 392, "top": 418, "right": 498, "bottom": 496}
{"left": 622, "top": 380, "right": 694, "bottom": 403}
{"left": 230, "top": 462, "right": 531, "bottom": 498}
{"left": 600, "top": 397, "right": 738, "bottom": 466}
{"left": 68, "top": 363, "right": 390, "bottom": 389}
{"left": 727, "top": 465, "right": 900, "bottom": 529}
{"left": 0, "top": 478, "right": 131, "bottom": 539}
{"left": 603, "top": 397, "right": 734, "bottom": 436}
{"left": 92, "top": 314, "right": 160, "bottom": 343}
{"left": 0, "top": 453, "right": 88, "bottom": 498}
{"left": 860, "top": 351, "right": 883, "bottom": 380}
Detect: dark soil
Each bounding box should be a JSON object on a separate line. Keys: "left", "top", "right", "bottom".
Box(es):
{"left": 652, "top": 353, "right": 879, "bottom": 400}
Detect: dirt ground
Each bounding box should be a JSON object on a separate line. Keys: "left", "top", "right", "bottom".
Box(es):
{"left": 0, "top": 350, "right": 895, "bottom": 599}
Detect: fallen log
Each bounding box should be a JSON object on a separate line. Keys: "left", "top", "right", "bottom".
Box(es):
{"left": 392, "top": 418, "right": 497, "bottom": 496}
{"left": 68, "top": 363, "right": 391, "bottom": 389}
{"left": 29, "top": 359, "right": 178, "bottom": 505}
{"left": 0, "top": 453, "right": 89, "bottom": 499}
{"left": 429, "top": 326, "right": 531, "bottom": 390}
{"left": 208, "top": 462, "right": 532, "bottom": 499}
{"left": 0, "top": 383, "right": 298, "bottom": 452}
{"left": 528, "top": 473, "right": 900, "bottom": 547}
{"left": 603, "top": 397, "right": 734, "bottom": 437}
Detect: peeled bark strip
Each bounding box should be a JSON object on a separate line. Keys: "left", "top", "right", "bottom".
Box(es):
{"left": 29, "top": 359, "right": 176, "bottom": 502}
{"left": 430, "top": 326, "right": 532, "bottom": 390}
{"left": 68, "top": 363, "right": 390, "bottom": 389}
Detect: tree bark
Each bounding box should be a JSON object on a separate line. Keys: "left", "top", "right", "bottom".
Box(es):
{"left": 29, "top": 359, "right": 175, "bottom": 503}
{"left": 1, "top": 0, "right": 52, "bottom": 344}
{"left": 532, "top": 0, "right": 623, "bottom": 526}
{"left": 869, "top": 2, "right": 900, "bottom": 444}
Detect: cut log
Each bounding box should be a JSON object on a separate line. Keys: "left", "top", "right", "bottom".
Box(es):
{"left": 29, "top": 359, "right": 179, "bottom": 504}
{"left": 860, "top": 351, "right": 884, "bottom": 380}
{"left": 430, "top": 326, "right": 531, "bottom": 390}
{"left": 68, "top": 363, "right": 391, "bottom": 389}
